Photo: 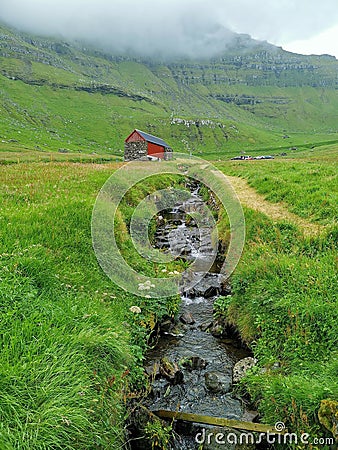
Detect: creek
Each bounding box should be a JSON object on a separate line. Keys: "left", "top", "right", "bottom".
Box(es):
{"left": 130, "top": 183, "right": 258, "bottom": 450}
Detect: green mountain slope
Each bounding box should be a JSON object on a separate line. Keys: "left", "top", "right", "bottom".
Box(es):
{"left": 0, "top": 23, "right": 337, "bottom": 158}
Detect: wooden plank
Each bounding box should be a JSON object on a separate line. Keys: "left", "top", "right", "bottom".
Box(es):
{"left": 154, "top": 410, "right": 287, "bottom": 434}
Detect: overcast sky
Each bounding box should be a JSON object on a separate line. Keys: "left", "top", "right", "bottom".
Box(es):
{"left": 0, "top": 0, "right": 337, "bottom": 58}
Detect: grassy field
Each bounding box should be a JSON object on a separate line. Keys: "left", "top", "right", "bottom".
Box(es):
{"left": 0, "top": 162, "right": 182, "bottom": 449}
{"left": 1, "top": 145, "right": 337, "bottom": 448}
{"left": 217, "top": 143, "right": 338, "bottom": 224}
{"left": 215, "top": 146, "right": 338, "bottom": 445}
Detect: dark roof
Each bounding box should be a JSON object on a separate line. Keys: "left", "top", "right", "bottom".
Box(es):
{"left": 136, "top": 129, "right": 171, "bottom": 148}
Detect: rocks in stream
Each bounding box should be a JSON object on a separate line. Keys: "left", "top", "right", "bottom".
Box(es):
{"left": 204, "top": 371, "right": 232, "bottom": 393}
{"left": 159, "top": 357, "right": 184, "bottom": 384}
{"left": 179, "top": 311, "right": 195, "bottom": 325}
{"left": 180, "top": 356, "right": 208, "bottom": 371}
{"left": 182, "top": 273, "right": 231, "bottom": 298}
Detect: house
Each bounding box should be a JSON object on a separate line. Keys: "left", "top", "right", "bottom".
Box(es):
{"left": 124, "top": 129, "right": 173, "bottom": 161}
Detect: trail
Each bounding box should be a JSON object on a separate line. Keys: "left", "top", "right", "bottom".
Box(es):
{"left": 224, "top": 175, "right": 325, "bottom": 236}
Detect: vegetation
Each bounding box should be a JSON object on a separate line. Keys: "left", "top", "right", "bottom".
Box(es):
{"left": 0, "top": 23, "right": 337, "bottom": 160}
{"left": 1, "top": 20, "right": 337, "bottom": 449}
{"left": 215, "top": 149, "right": 338, "bottom": 444}
{"left": 0, "top": 162, "right": 181, "bottom": 448}
{"left": 217, "top": 144, "right": 338, "bottom": 224}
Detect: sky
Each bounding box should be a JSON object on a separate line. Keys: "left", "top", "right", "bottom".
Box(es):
{"left": 0, "top": 0, "right": 337, "bottom": 58}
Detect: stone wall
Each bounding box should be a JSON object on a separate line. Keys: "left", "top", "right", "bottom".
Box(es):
{"left": 124, "top": 141, "right": 147, "bottom": 161}
{"left": 164, "top": 148, "right": 173, "bottom": 160}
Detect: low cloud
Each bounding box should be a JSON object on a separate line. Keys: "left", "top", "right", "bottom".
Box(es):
{"left": 0, "top": 0, "right": 337, "bottom": 57}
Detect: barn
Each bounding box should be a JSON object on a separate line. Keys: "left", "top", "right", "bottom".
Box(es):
{"left": 124, "top": 129, "right": 173, "bottom": 161}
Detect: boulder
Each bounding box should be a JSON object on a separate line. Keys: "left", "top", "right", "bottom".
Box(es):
{"left": 233, "top": 357, "right": 256, "bottom": 383}
{"left": 204, "top": 371, "right": 232, "bottom": 393}
{"left": 179, "top": 311, "right": 195, "bottom": 325}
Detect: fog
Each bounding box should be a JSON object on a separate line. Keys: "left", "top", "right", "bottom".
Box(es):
{"left": 0, "top": 0, "right": 337, "bottom": 57}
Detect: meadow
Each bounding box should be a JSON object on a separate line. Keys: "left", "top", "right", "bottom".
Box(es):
{"left": 0, "top": 145, "right": 337, "bottom": 448}
{"left": 215, "top": 147, "right": 338, "bottom": 444}
{"left": 0, "top": 162, "right": 181, "bottom": 449}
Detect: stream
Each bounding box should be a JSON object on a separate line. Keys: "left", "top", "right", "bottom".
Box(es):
{"left": 130, "top": 183, "right": 258, "bottom": 450}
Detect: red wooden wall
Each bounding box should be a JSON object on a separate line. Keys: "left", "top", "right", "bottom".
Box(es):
{"left": 126, "top": 131, "right": 145, "bottom": 142}
{"left": 147, "top": 142, "right": 165, "bottom": 158}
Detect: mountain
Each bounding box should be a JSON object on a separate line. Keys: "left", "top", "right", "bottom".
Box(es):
{"left": 0, "top": 22, "right": 337, "bottom": 158}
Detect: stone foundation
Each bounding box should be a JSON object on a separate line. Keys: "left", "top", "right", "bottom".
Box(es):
{"left": 124, "top": 142, "right": 174, "bottom": 161}
{"left": 124, "top": 141, "right": 147, "bottom": 161}
{"left": 164, "top": 148, "right": 173, "bottom": 160}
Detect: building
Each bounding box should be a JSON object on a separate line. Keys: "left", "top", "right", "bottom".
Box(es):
{"left": 124, "top": 129, "right": 173, "bottom": 161}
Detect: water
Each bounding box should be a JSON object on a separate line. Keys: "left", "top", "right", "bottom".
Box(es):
{"left": 129, "top": 185, "right": 255, "bottom": 449}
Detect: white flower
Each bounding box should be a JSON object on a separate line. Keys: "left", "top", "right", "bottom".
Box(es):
{"left": 129, "top": 306, "right": 141, "bottom": 314}
{"left": 161, "top": 269, "right": 167, "bottom": 273}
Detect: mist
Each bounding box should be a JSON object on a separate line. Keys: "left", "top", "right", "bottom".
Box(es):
{"left": 0, "top": 0, "right": 338, "bottom": 58}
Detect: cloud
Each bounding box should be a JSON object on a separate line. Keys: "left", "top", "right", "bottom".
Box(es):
{"left": 0, "top": 0, "right": 337, "bottom": 57}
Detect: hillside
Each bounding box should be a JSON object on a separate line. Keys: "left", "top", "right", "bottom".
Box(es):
{"left": 0, "top": 22, "right": 337, "bottom": 159}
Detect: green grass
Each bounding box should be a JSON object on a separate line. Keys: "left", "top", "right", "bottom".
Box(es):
{"left": 0, "top": 162, "right": 182, "bottom": 449}
{"left": 217, "top": 144, "right": 338, "bottom": 224}
{"left": 214, "top": 149, "right": 338, "bottom": 444}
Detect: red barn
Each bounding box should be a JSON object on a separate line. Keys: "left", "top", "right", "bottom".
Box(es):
{"left": 124, "top": 129, "right": 173, "bottom": 161}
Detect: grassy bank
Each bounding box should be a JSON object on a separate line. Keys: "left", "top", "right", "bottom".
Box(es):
{"left": 216, "top": 148, "right": 338, "bottom": 445}
{"left": 0, "top": 162, "right": 182, "bottom": 449}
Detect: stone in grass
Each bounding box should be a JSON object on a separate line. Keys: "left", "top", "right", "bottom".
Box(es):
{"left": 232, "top": 357, "right": 257, "bottom": 383}
{"left": 144, "top": 362, "right": 161, "bottom": 378}
{"left": 204, "top": 371, "right": 232, "bottom": 393}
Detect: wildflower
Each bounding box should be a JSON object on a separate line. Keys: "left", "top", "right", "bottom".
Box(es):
{"left": 129, "top": 306, "right": 141, "bottom": 314}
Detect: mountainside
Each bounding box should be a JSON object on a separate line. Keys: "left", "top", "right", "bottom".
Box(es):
{"left": 0, "top": 23, "right": 337, "bottom": 158}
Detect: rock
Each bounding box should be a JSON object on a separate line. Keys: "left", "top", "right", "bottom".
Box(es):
{"left": 233, "top": 357, "right": 256, "bottom": 383}
{"left": 160, "top": 319, "right": 173, "bottom": 333}
{"left": 318, "top": 399, "right": 338, "bottom": 440}
{"left": 209, "top": 319, "right": 225, "bottom": 337}
{"left": 160, "top": 357, "right": 184, "bottom": 384}
{"left": 199, "top": 320, "right": 213, "bottom": 332}
{"left": 179, "top": 311, "right": 195, "bottom": 325}
{"left": 180, "top": 356, "right": 208, "bottom": 370}
{"left": 241, "top": 410, "right": 260, "bottom": 422}
{"left": 204, "top": 371, "right": 232, "bottom": 393}
{"left": 183, "top": 273, "right": 224, "bottom": 298}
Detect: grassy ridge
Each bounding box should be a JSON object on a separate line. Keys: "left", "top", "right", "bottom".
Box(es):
{"left": 0, "top": 162, "right": 182, "bottom": 449}
{"left": 215, "top": 149, "right": 338, "bottom": 443}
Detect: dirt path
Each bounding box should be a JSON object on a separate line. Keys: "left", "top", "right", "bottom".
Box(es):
{"left": 225, "top": 175, "right": 324, "bottom": 236}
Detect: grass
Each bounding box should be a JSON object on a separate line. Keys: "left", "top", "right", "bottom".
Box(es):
{"left": 217, "top": 144, "right": 338, "bottom": 224}
{"left": 0, "top": 162, "right": 182, "bottom": 449}
{"left": 214, "top": 148, "right": 338, "bottom": 445}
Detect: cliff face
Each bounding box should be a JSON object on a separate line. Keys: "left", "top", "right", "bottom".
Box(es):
{"left": 0, "top": 22, "right": 337, "bottom": 156}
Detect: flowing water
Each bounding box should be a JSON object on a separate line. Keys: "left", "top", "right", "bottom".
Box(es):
{"left": 130, "top": 184, "right": 256, "bottom": 449}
